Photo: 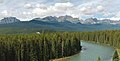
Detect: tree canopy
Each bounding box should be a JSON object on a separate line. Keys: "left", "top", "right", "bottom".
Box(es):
{"left": 0, "top": 32, "right": 81, "bottom": 61}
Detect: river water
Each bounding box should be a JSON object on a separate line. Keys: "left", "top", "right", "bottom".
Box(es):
{"left": 64, "top": 41, "right": 115, "bottom": 61}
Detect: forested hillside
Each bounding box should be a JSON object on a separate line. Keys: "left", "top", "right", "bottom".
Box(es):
{"left": 1, "top": 30, "right": 120, "bottom": 61}
{"left": 0, "top": 32, "right": 81, "bottom": 61}
{"left": 1, "top": 20, "right": 120, "bottom": 34}
{"left": 79, "top": 30, "right": 120, "bottom": 48}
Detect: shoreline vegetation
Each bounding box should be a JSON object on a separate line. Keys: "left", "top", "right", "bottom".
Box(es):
{"left": 78, "top": 30, "right": 120, "bottom": 61}
{"left": 116, "top": 49, "right": 120, "bottom": 61}
{"left": 51, "top": 30, "right": 120, "bottom": 61}
{"left": 52, "top": 40, "right": 117, "bottom": 61}
{"left": 50, "top": 55, "right": 71, "bottom": 61}
{"left": 50, "top": 52, "right": 80, "bottom": 61}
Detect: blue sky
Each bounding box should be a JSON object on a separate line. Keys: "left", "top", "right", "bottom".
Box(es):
{"left": 0, "top": 0, "right": 120, "bottom": 20}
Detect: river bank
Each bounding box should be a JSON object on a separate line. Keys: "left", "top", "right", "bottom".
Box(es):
{"left": 50, "top": 56, "right": 70, "bottom": 61}
{"left": 50, "top": 52, "right": 80, "bottom": 61}
{"left": 52, "top": 41, "right": 115, "bottom": 61}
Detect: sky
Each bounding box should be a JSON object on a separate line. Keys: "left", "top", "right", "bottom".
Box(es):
{"left": 0, "top": 0, "right": 120, "bottom": 20}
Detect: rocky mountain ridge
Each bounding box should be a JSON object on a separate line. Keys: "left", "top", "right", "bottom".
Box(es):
{"left": 0, "top": 16, "right": 120, "bottom": 24}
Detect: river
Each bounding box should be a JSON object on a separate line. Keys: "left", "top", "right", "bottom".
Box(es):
{"left": 64, "top": 41, "right": 115, "bottom": 61}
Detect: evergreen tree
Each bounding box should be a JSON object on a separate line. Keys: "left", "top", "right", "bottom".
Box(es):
{"left": 113, "top": 50, "right": 119, "bottom": 61}
{"left": 96, "top": 57, "right": 101, "bottom": 61}
{"left": 0, "top": 32, "right": 82, "bottom": 61}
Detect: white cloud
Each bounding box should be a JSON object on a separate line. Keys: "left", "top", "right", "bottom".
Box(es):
{"left": 96, "top": 5, "right": 104, "bottom": 12}
{"left": 1, "top": 10, "right": 8, "bottom": 15}
{"left": 54, "top": 2, "right": 73, "bottom": 10}
{"left": 31, "top": 2, "right": 106, "bottom": 18}
{"left": 32, "top": 2, "right": 75, "bottom": 17}
{"left": 99, "top": 11, "right": 120, "bottom": 20}
{"left": 24, "top": 3, "right": 33, "bottom": 9}
{"left": 14, "top": 11, "right": 34, "bottom": 19}
{"left": 108, "top": 11, "right": 120, "bottom": 20}
{"left": 23, "top": 12, "right": 32, "bottom": 15}
{"left": 103, "top": 12, "right": 114, "bottom": 16}
{"left": 20, "top": 2, "right": 107, "bottom": 20}
{"left": 35, "top": 4, "right": 40, "bottom": 8}
{"left": 0, "top": 0, "right": 117, "bottom": 20}
{"left": 32, "top": 8, "right": 47, "bottom": 15}
{"left": 109, "top": 17, "right": 120, "bottom": 21}
{"left": 115, "top": 11, "right": 120, "bottom": 17}
{"left": 79, "top": 5, "right": 105, "bottom": 15}
{"left": 0, "top": 0, "right": 3, "bottom": 3}
{"left": 0, "top": 10, "right": 13, "bottom": 19}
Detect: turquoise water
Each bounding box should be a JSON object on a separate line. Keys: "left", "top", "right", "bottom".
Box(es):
{"left": 64, "top": 41, "right": 115, "bottom": 61}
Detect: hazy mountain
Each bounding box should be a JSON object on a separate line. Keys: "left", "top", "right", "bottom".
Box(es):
{"left": 99, "top": 19, "right": 120, "bottom": 24}
{"left": 58, "top": 15, "right": 80, "bottom": 23}
{"left": 0, "top": 16, "right": 120, "bottom": 34}
{"left": 42, "top": 16, "right": 58, "bottom": 22}
{"left": 1, "top": 16, "right": 120, "bottom": 25}
{"left": 82, "top": 18, "right": 98, "bottom": 24}
{"left": 0, "top": 17, "right": 20, "bottom": 24}
{"left": 81, "top": 18, "right": 120, "bottom": 25}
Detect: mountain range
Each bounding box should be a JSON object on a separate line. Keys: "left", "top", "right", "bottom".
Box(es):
{"left": 0, "top": 16, "right": 120, "bottom": 34}
{"left": 0, "top": 15, "right": 120, "bottom": 24}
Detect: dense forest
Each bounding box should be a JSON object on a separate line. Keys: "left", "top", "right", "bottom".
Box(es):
{"left": 1, "top": 30, "right": 120, "bottom": 61}
{"left": 79, "top": 30, "right": 120, "bottom": 48}
{"left": 0, "top": 32, "right": 81, "bottom": 61}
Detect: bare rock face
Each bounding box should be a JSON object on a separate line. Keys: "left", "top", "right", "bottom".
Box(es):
{"left": 0, "top": 17, "right": 20, "bottom": 24}
{"left": 58, "top": 15, "right": 80, "bottom": 23}
{"left": 83, "top": 18, "right": 98, "bottom": 24}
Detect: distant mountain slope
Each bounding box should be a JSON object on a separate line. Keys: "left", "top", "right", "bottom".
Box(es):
{"left": 0, "top": 16, "right": 120, "bottom": 34}
{"left": 0, "top": 16, "right": 120, "bottom": 24}
{"left": 0, "top": 17, "right": 20, "bottom": 24}
{"left": 0, "top": 20, "right": 120, "bottom": 34}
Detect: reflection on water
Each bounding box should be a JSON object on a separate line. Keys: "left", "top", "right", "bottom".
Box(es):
{"left": 64, "top": 41, "right": 115, "bottom": 61}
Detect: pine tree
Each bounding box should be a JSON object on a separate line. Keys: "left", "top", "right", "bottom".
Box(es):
{"left": 113, "top": 50, "right": 119, "bottom": 61}
{"left": 96, "top": 57, "right": 101, "bottom": 61}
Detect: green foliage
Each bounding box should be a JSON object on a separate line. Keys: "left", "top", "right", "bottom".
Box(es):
{"left": 79, "top": 30, "right": 120, "bottom": 48}
{"left": 0, "top": 32, "right": 81, "bottom": 61}
{"left": 113, "top": 50, "right": 119, "bottom": 61}
{"left": 1, "top": 30, "right": 120, "bottom": 61}
{"left": 96, "top": 57, "right": 101, "bottom": 61}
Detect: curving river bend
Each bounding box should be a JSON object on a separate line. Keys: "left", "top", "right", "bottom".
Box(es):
{"left": 64, "top": 41, "right": 115, "bottom": 61}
